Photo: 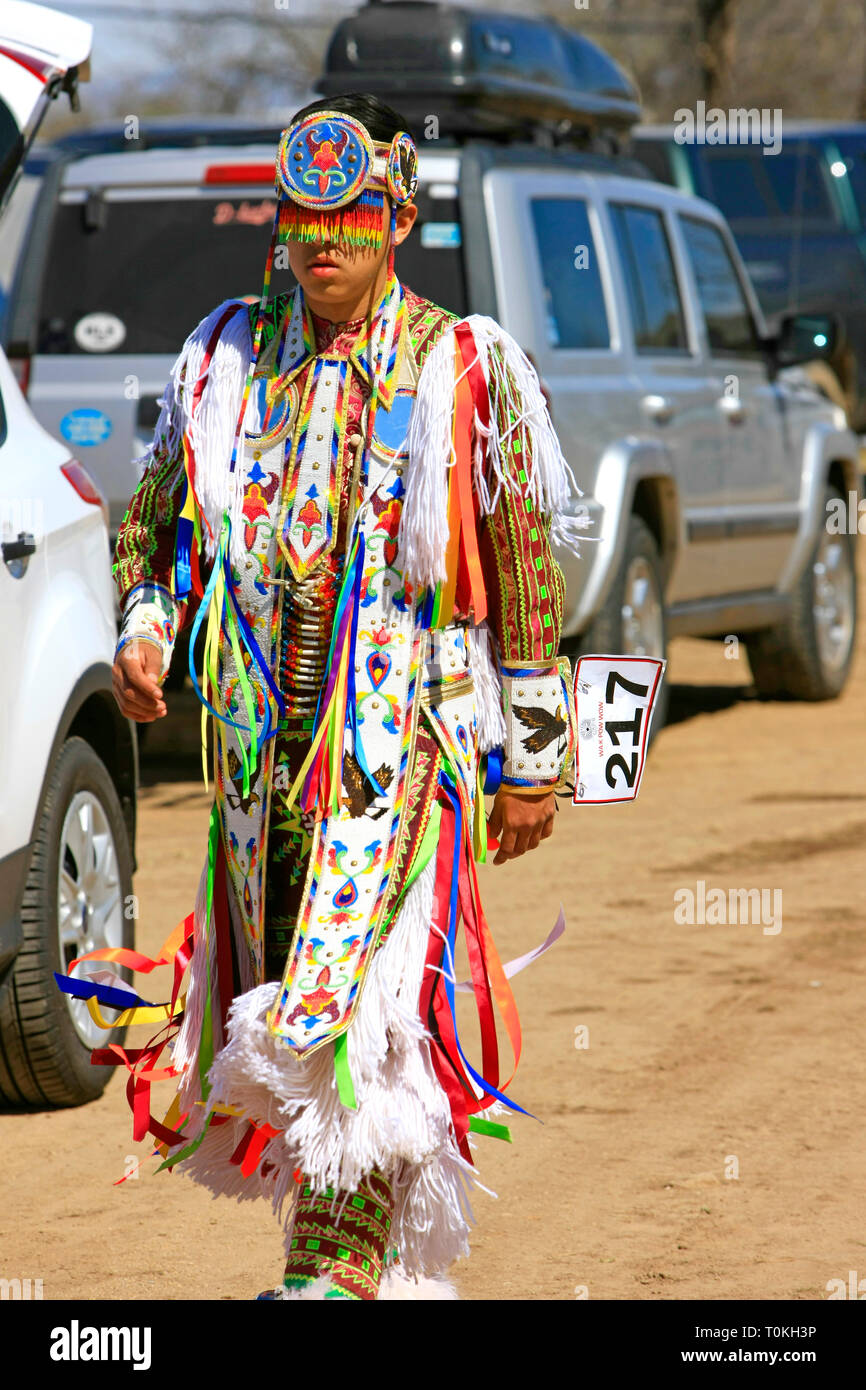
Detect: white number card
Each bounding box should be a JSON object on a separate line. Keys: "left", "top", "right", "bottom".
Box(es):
{"left": 572, "top": 655, "right": 666, "bottom": 804}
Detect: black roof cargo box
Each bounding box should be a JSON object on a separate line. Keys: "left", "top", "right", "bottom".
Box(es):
{"left": 318, "top": 1, "right": 641, "bottom": 147}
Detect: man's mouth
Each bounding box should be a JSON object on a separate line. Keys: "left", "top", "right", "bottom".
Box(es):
{"left": 309, "top": 254, "right": 339, "bottom": 274}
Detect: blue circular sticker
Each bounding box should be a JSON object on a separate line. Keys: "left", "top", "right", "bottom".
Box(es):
{"left": 59, "top": 408, "right": 113, "bottom": 448}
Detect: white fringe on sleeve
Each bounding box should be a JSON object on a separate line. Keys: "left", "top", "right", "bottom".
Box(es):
{"left": 135, "top": 298, "right": 254, "bottom": 570}
{"left": 399, "top": 314, "right": 590, "bottom": 592}
{"left": 471, "top": 620, "right": 507, "bottom": 752}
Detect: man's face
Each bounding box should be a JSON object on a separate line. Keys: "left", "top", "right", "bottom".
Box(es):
{"left": 285, "top": 195, "right": 418, "bottom": 313}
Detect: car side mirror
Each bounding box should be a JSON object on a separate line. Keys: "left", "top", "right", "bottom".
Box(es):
{"left": 770, "top": 311, "right": 838, "bottom": 367}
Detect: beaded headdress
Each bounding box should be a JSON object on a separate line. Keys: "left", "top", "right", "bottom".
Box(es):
{"left": 274, "top": 110, "right": 418, "bottom": 252}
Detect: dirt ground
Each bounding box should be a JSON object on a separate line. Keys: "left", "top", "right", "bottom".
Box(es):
{"left": 4, "top": 541, "right": 866, "bottom": 1302}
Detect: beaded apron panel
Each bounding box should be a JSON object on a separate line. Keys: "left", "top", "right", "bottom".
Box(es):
{"left": 266, "top": 347, "right": 426, "bottom": 1055}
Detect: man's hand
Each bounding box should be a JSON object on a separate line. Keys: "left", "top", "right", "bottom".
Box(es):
{"left": 487, "top": 787, "right": 555, "bottom": 865}
{"left": 112, "top": 640, "right": 167, "bottom": 721}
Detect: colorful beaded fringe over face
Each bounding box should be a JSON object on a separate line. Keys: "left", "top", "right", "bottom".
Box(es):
{"left": 274, "top": 109, "right": 419, "bottom": 251}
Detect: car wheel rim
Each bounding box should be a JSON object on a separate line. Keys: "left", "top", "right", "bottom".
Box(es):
{"left": 813, "top": 531, "right": 854, "bottom": 677}
{"left": 57, "top": 791, "right": 124, "bottom": 1049}
{"left": 621, "top": 556, "right": 664, "bottom": 658}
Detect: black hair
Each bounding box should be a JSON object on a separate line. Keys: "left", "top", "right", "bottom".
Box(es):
{"left": 288, "top": 92, "right": 410, "bottom": 144}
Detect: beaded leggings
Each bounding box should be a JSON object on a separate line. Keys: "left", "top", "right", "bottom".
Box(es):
{"left": 284, "top": 1170, "right": 394, "bottom": 1299}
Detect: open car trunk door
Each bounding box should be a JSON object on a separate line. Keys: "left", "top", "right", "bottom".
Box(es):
{"left": 0, "top": 0, "right": 91, "bottom": 210}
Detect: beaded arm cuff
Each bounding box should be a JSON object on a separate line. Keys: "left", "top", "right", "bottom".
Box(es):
{"left": 115, "top": 582, "right": 181, "bottom": 682}
{"left": 500, "top": 656, "right": 576, "bottom": 791}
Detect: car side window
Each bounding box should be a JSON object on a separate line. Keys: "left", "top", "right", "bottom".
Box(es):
{"left": 680, "top": 217, "right": 762, "bottom": 358}
{"left": 609, "top": 203, "right": 688, "bottom": 353}
{"left": 529, "top": 197, "right": 610, "bottom": 349}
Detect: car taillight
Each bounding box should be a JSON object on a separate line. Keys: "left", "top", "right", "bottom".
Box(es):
{"left": 9, "top": 354, "right": 30, "bottom": 396}
{"left": 204, "top": 163, "right": 273, "bottom": 184}
{"left": 61, "top": 458, "right": 109, "bottom": 529}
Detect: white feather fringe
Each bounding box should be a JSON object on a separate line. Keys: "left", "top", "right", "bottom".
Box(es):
{"left": 169, "top": 859, "right": 212, "bottom": 1116}
{"left": 399, "top": 315, "right": 591, "bottom": 593}
{"left": 166, "top": 856, "right": 493, "bottom": 1278}
{"left": 398, "top": 327, "right": 456, "bottom": 588}
{"left": 471, "top": 621, "right": 506, "bottom": 752}
{"left": 378, "top": 1266, "right": 459, "bottom": 1300}
{"left": 134, "top": 298, "right": 254, "bottom": 572}
{"left": 260, "top": 1275, "right": 336, "bottom": 1300}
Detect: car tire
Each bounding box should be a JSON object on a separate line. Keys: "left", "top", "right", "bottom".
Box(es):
{"left": 745, "top": 485, "right": 857, "bottom": 701}
{"left": 0, "top": 736, "right": 134, "bottom": 1108}
{"left": 571, "top": 513, "right": 670, "bottom": 737}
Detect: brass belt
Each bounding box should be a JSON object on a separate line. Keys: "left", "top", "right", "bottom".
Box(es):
{"left": 277, "top": 571, "right": 334, "bottom": 719}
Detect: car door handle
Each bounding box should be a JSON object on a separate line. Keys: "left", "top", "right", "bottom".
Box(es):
{"left": 717, "top": 395, "right": 746, "bottom": 423}
{"left": 641, "top": 394, "right": 674, "bottom": 424}
{"left": 2, "top": 532, "right": 37, "bottom": 563}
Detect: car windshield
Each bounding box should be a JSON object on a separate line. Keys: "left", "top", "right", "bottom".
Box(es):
{"left": 35, "top": 185, "right": 467, "bottom": 355}
{"left": 693, "top": 144, "right": 839, "bottom": 226}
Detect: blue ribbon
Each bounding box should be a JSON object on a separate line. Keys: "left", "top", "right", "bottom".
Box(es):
{"left": 54, "top": 972, "right": 158, "bottom": 1013}
{"left": 174, "top": 475, "right": 193, "bottom": 600}
{"left": 482, "top": 747, "right": 504, "bottom": 796}
{"left": 344, "top": 534, "right": 382, "bottom": 793}
{"left": 187, "top": 515, "right": 285, "bottom": 745}
{"left": 420, "top": 587, "right": 435, "bottom": 630}
{"left": 188, "top": 521, "right": 232, "bottom": 727}
{"left": 220, "top": 541, "right": 286, "bottom": 743}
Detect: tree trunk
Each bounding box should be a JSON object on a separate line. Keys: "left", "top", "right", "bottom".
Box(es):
{"left": 856, "top": 0, "right": 866, "bottom": 119}
{"left": 695, "top": 0, "right": 738, "bottom": 107}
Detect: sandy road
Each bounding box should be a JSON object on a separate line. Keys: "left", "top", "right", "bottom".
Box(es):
{"left": 3, "top": 542, "right": 865, "bottom": 1301}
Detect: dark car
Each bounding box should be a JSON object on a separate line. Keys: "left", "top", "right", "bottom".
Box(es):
{"left": 632, "top": 122, "right": 866, "bottom": 434}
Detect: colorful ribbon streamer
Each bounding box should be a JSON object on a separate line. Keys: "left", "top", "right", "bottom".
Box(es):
{"left": 418, "top": 770, "right": 534, "bottom": 1165}
{"left": 426, "top": 323, "right": 489, "bottom": 630}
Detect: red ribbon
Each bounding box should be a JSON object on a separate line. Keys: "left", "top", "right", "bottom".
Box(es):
{"left": 453, "top": 321, "right": 489, "bottom": 625}
{"left": 416, "top": 778, "right": 527, "bottom": 1159}
{"left": 457, "top": 850, "right": 499, "bottom": 1101}
{"left": 79, "top": 913, "right": 197, "bottom": 1148}
{"left": 417, "top": 798, "right": 474, "bottom": 1162}
{"left": 229, "top": 1119, "right": 281, "bottom": 1178}
{"left": 92, "top": 1034, "right": 183, "bottom": 1147}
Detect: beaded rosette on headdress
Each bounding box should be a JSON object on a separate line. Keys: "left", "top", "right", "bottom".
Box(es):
{"left": 274, "top": 110, "right": 418, "bottom": 249}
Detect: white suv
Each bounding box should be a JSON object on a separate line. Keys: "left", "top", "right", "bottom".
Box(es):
{"left": 0, "top": 2, "right": 137, "bottom": 1107}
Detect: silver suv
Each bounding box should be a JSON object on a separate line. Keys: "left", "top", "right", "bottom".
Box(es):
{"left": 484, "top": 161, "right": 860, "bottom": 721}
{"left": 4, "top": 140, "right": 859, "bottom": 721}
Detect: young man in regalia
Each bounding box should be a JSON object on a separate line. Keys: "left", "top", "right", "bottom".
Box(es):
{"left": 95, "top": 93, "right": 584, "bottom": 1299}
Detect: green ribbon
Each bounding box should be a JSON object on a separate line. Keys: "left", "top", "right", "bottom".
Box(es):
{"left": 408, "top": 799, "right": 442, "bottom": 886}
{"left": 221, "top": 565, "right": 258, "bottom": 798}
{"left": 468, "top": 1116, "right": 512, "bottom": 1143}
{"left": 333, "top": 1032, "right": 357, "bottom": 1109}
{"left": 198, "top": 800, "right": 221, "bottom": 1102}
{"left": 475, "top": 761, "right": 488, "bottom": 864}
{"left": 155, "top": 1108, "right": 215, "bottom": 1172}
{"left": 429, "top": 579, "right": 444, "bottom": 629}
